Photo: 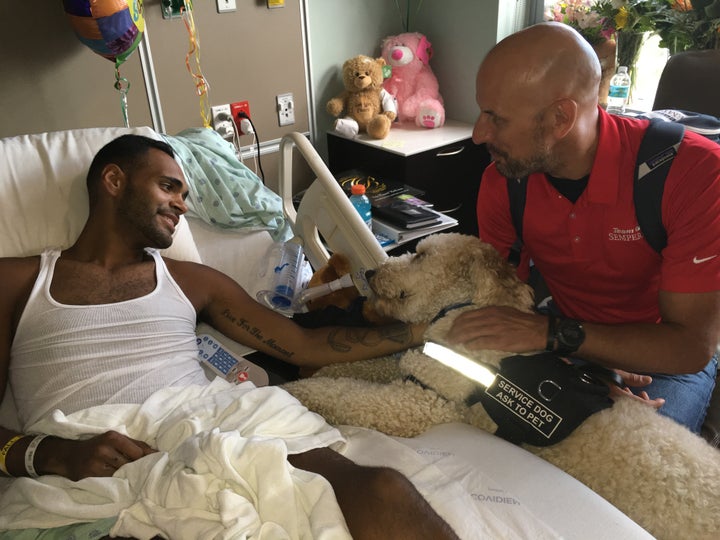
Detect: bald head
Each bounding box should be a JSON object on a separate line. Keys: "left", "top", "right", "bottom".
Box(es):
{"left": 479, "top": 22, "right": 601, "bottom": 111}
{"left": 473, "top": 22, "right": 602, "bottom": 180}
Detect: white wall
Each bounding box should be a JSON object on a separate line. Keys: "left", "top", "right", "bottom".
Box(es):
{"left": 414, "top": 1, "right": 501, "bottom": 125}
{"left": 303, "top": 1, "right": 505, "bottom": 159}
{"left": 303, "top": 0, "right": 401, "bottom": 158}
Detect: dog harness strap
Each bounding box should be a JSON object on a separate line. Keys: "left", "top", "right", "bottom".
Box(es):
{"left": 430, "top": 302, "right": 474, "bottom": 324}
{"left": 574, "top": 362, "right": 624, "bottom": 388}
{"left": 404, "top": 374, "right": 432, "bottom": 391}
{"left": 471, "top": 353, "right": 614, "bottom": 447}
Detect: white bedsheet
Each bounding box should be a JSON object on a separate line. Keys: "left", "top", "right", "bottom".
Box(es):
{"left": 393, "top": 424, "right": 655, "bottom": 540}
{"left": 337, "top": 426, "right": 560, "bottom": 540}
{"left": 0, "top": 379, "right": 573, "bottom": 540}
{"left": 0, "top": 379, "right": 348, "bottom": 539}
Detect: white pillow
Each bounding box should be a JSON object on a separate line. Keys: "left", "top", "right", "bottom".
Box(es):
{"left": 0, "top": 126, "right": 201, "bottom": 262}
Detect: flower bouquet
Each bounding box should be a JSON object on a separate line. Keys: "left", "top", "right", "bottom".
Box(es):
{"left": 546, "top": 1, "right": 618, "bottom": 105}
{"left": 595, "top": 1, "right": 658, "bottom": 67}
{"left": 545, "top": 0, "right": 616, "bottom": 44}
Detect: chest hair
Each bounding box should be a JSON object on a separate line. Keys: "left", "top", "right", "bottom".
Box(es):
{"left": 50, "top": 259, "right": 157, "bottom": 305}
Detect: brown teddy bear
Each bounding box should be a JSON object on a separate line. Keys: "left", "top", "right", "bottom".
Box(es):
{"left": 326, "top": 55, "right": 397, "bottom": 139}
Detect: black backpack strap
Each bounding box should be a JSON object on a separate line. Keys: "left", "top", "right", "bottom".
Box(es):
{"left": 506, "top": 177, "right": 528, "bottom": 266}
{"left": 506, "top": 176, "right": 528, "bottom": 243}
{"left": 634, "top": 119, "right": 685, "bottom": 253}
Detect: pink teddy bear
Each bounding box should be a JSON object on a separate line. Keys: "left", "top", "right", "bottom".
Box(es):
{"left": 381, "top": 32, "right": 445, "bottom": 129}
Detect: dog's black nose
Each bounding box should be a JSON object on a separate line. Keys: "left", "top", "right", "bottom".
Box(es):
{"left": 365, "top": 269, "right": 376, "bottom": 280}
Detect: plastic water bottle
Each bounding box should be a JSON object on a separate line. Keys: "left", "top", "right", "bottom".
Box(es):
{"left": 349, "top": 184, "right": 372, "bottom": 230}
{"left": 607, "top": 66, "right": 631, "bottom": 114}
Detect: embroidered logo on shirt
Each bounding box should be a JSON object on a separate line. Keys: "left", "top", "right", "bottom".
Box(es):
{"left": 608, "top": 225, "right": 643, "bottom": 242}
{"left": 693, "top": 255, "right": 718, "bottom": 264}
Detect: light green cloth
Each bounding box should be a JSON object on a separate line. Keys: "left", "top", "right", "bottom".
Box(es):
{"left": 0, "top": 517, "right": 116, "bottom": 540}
{"left": 164, "top": 128, "right": 292, "bottom": 242}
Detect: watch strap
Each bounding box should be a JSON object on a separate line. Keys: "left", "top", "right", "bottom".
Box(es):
{"left": 545, "top": 313, "right": 557, "bottom": 352}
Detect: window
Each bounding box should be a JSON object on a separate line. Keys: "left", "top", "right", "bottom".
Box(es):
{"left": 630, "top": 34, "right": 669, "bottom": 111}
{"left": 535, "top": 0, "right": 668, "bottom": 111}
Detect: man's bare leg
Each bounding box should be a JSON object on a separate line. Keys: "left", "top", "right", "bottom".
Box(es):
{"left": 289, "top": 447, "right": 459, "bottom": 540}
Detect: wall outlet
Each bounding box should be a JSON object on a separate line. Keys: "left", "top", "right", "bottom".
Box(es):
{"left": 276, "top": 93, "right": 295, "bottom": 126}
{"left": 211, "top": 104, "right": 234, "bottom": 142}
{"left": 230, "top": 100, "right": 251, "bottom": 134}
{"left": 216, "top": 0, "right": 237, "bottom": 13}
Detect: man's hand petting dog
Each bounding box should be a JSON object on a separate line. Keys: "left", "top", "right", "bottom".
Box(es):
{"left": 445, "top": 306, "right": 547, "bottom": 352}
{"left": 446, "top": 307, "right": 665, "bottom": 410}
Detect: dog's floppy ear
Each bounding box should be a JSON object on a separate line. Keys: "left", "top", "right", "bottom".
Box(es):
{"left": 462, "top": 239, "right": 534, "bottom": 310}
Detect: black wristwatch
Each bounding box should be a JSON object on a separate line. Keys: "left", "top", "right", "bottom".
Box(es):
{"left": 546, "top": 314, "right": 585, "bottom": 356}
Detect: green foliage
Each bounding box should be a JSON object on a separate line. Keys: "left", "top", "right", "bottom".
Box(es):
{"left": 546, "top": 1, "right": 720, "bottom": 53}
{"left": 652, "top": 0, "right": 720, "bottom": 53}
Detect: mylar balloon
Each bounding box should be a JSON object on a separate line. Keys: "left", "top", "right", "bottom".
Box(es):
{"left": 63, "top": 0, "right": 145, "bottom": 66}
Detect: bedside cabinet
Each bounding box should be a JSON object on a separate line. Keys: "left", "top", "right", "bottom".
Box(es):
{"left": 327, "top": 120, "right": 491, "bottom": 236}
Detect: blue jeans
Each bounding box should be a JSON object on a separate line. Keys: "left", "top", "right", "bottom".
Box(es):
{"left": 630, "top": 354, "right": 718, "bottom": 434}
{"left": 537, "top": 300, "right": 718, "bottom": 433}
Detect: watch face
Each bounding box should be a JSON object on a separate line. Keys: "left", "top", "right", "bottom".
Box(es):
{"left": 557, "top": 319, "right": 585, "bottom": 349}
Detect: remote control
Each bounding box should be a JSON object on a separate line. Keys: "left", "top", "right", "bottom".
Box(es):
{"left": 196, "top": 334, "right": 250, "bottom": 384}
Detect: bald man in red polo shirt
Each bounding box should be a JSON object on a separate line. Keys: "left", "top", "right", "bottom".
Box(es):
{"left": 448, "top": 22, "right": 720, "bottom": 433}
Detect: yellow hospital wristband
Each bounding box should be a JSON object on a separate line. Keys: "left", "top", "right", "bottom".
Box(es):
{"left": 0, "top": 435, "right": 25, "bottom": 476}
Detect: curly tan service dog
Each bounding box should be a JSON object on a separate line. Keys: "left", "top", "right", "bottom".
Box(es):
{"left": 284, "top": 233, "right": 720, "bottom": 540}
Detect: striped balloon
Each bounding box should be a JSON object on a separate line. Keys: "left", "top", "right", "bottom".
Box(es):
{"left": 63, "top": 0, "right": 145, "bottom": 65}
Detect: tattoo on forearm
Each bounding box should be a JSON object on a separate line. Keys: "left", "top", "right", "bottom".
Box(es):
{"left": 327, "top": 324, "right": 412, "bottom": 353}
{"left": 220, "top": 309, "right": 295, "bottom": 359}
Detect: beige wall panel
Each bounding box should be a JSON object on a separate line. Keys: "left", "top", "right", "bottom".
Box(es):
{"left": 145, "top": 0, "right": 309, "bottom": 139}
{"left": 0, "top": 3, "right": 151, "bottom": 137}
{"left": 0, "top": 1, "right": 311, "bottom": 194}
{"left": 0, "top": 2, "right": 308, "bottom": 140}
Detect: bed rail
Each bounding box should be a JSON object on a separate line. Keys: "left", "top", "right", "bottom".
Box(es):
{"left": 278, "top": 132, "right": 386, "bottom": 297}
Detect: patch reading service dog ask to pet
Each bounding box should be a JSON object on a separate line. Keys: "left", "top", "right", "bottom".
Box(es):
{"left": 485, "top": 376, "right": 562, "bottom": 440}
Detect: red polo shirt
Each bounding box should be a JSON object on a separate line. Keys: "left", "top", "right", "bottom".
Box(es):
{"left": 477, "top": 108, "right": 720, "bottom": 324}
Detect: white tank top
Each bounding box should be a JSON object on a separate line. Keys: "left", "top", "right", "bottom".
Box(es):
{"left": 10, "top": 248, "right": 208, "bottom": 429}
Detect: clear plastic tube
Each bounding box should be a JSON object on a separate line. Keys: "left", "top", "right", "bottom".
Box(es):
{"left": 294, "top": 273, "right": 355, "bottom": 306}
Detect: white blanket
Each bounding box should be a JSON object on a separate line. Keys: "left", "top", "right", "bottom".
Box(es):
{"left": 0, "top": 379, "right": 350, "bottom": 539}
{"left": 0, "top": 379, "right": 571, "bottom": 539}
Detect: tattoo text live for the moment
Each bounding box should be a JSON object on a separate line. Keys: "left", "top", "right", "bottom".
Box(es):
{"left": 221, "top": 309, "right": 412, "bottom": 357}
{"left": 221, "top": 309, "right": 294, "bottom": 359}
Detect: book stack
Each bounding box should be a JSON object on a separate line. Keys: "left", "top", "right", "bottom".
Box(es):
{"left": 372, "top": 210, "right": 457, "bottom": 244}
{"left": 333, "top": 169, "right": 458, "bottom": 245}
{"left": 334, "top": 169, "right": 423, "bottom": 205}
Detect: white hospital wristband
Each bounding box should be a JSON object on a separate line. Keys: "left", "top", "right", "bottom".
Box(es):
{"left": 24, "top": 435, "right": 48, "bottom": 479}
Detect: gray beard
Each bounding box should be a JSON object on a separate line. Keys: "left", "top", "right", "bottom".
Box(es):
{"left": 489, "top": 118, "right": 559, "bottom": 179}
{"left": 492, "top": 150, "right": 553, "bottom": 179}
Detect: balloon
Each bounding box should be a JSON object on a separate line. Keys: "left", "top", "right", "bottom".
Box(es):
{"left": 63, "top": 0, "right": 145, "bottom": 65}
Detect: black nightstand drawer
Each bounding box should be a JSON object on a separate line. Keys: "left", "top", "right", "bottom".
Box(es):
{"left": 328, "top": 131, "right": 490, "bottom": 236}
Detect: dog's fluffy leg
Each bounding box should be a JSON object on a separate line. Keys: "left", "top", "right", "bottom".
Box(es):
{"left": 534, "top": 398, "right": 720, "bottom": 540}
{"left": 283, "top": 377, "right": 464, "bottom": 438}
{"left": 310, "top": 356, "right": 403, "bottom": 384}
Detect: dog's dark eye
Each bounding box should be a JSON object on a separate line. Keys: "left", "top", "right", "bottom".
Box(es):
{"left": 399, "top": 291, "right": 407, "bottom": 299}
